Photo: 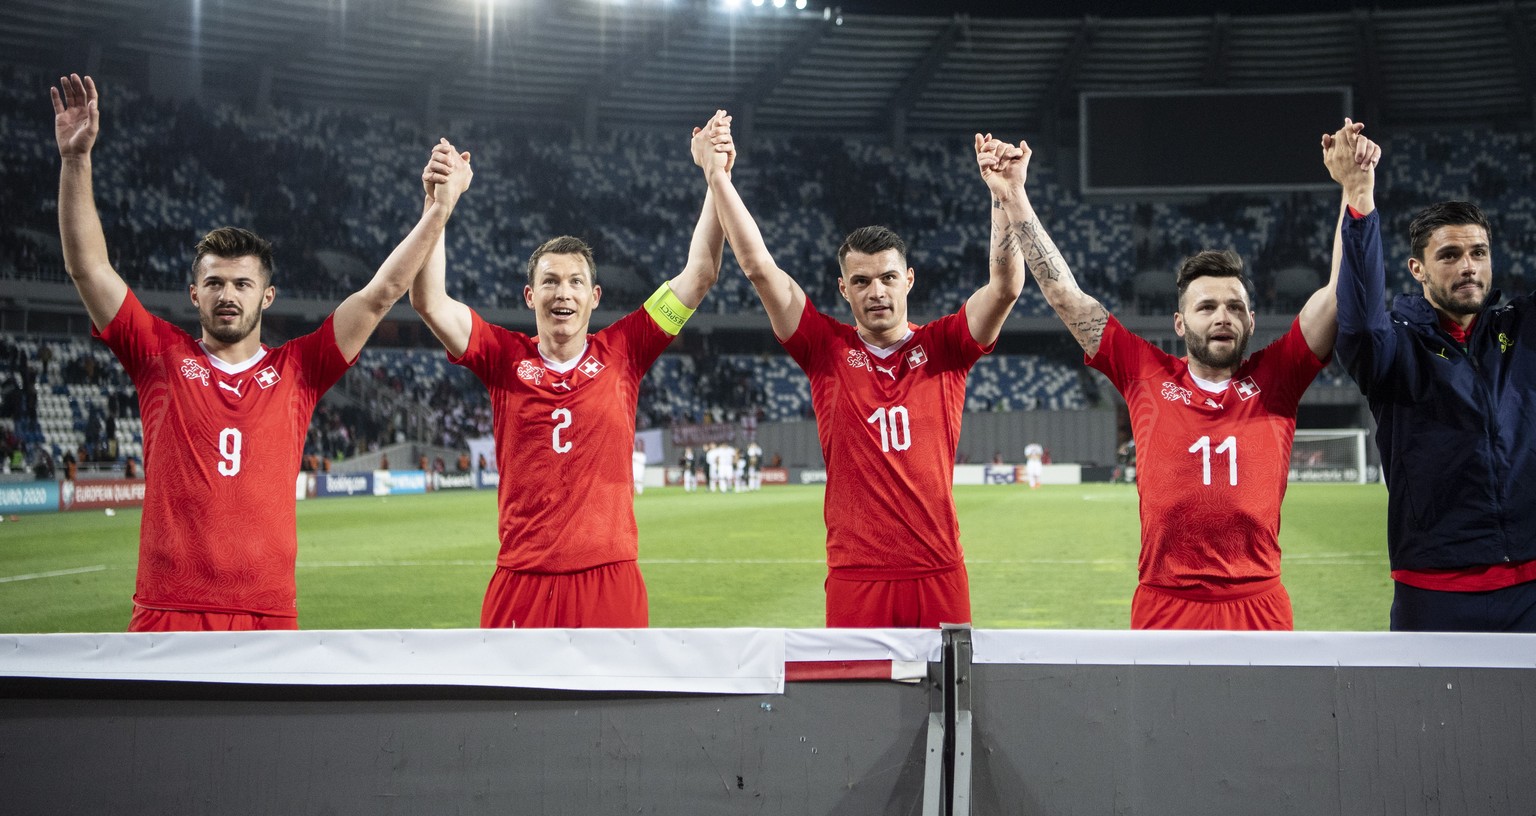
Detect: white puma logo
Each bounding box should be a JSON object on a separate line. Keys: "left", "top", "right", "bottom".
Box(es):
{"left": 218, "top": 380, "right": 244, "bottom": 398}
{"left": 552, "top": 380, "right": 572, "bottom": 391}
{"left": 874, "top": 364, "right": 897, "bottom": 380}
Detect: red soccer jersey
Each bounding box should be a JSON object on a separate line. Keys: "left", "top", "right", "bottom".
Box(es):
{"left": 95, "top": 289, "right": 352, "bottom": 617}
{"left": 455, "top": 308, "right": 672, "bottom": 573}
{"left": 782, "top": 299, "right": 990, "bottom": 578}
{"left": 1088, "top": 315, "right": 1325, "bottom": 596}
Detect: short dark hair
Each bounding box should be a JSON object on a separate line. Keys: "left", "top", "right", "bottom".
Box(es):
{"left": 527, "top": 236, "right": 597, "bottom": 285}
{"left": 192, "top": 227, "right": 273, "bottom": 284}
{"left": 1408, "top": 201, "right": 1491, "bottom": 262}
{"left": 1176, "top": 249, "right": 1251, "bottom": 309}
{"left": 837, "top": 226, "right": 907, "bottom": 274}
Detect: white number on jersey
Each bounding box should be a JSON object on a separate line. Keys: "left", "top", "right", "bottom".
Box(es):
{"left": 867, "top": 405, "right": 913, "bottom": 453}
{"left": 1188, "top": 435, "right": 1237, "bottom": 486}
{"left": 218, "top": 427, "right": 242, "bottom": 476}
{"left": 551, "top": 408, "right": 573, "bottom": 454}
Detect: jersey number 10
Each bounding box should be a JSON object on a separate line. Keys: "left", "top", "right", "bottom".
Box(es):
{"left": 867, "top": 405, "right": 912, "bottom": 453}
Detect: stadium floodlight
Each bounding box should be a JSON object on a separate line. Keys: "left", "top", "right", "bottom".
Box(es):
{"left": 795, "top": 0, "right": 807, "bottom": 7}
{"left": 773, "top": 0, "right": 786, "bottom": 7}
{"left": 722, "top": 0, "right": 743, "bottom": 10}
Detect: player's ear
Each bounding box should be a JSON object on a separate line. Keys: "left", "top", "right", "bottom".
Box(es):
{"left": 1173, "top": 310, "right": 1186, "bottom": 338}
{"left": 524, "top": 285, "right": 535, "bottom": 310}
{"left": 1407, "top": 257, "right": 1426, "bottom": 283}
{"left": 905, "top": 267, "right": 915, "bottom": 291}
{"left": 261, "top": 285, "right": 276, "bottom": 311}
{"left": 592, "top": 284, "right": 602, "bottom": 307}
{"left": 838, "top": 276, "right": 849, "bottom": 301}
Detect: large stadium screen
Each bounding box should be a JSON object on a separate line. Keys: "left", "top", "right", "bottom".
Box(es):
{"left": 1080, "top": 88, "right": 1351, "bottom": 195}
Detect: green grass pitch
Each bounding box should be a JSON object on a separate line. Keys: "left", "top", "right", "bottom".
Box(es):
{"left": 0, "top": 483, "right": 1393, "bottom": 632}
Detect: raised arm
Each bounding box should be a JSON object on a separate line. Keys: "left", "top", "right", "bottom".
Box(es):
{"left": 53, "top": 74, "right": 127, "bottom": 331}
{"left": 967, "top": 133, "right": 1028, "bottom": 347}
{"left": 332, "top": 139, "right": 472, "bottom": 362}
{"left": 407, "top": 143, "right": 476, "bottom": 358}
{"left": 1006, "top": 143, "right": 1111, "bottom": 357}
{"left": 663, "top": 111, "right": 734, "bottom": 310}
{"left": 704, "top": 111, "right": 807, "bottom": 341}
{"left": 1301, "top": 118, "right": 1380, "bottom": 360}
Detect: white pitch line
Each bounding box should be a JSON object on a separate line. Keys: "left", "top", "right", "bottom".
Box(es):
{"left": 0, "top": 565, "right": 108, "bottom": 583}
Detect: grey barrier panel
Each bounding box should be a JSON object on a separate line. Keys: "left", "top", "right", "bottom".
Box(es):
{"left": 970, "top": 663, "right": 1536, "bottom": 816}
{"left": 0, "top": 679, "right": 932, "bottom": 816}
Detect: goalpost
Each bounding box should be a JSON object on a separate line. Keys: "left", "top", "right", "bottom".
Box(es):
{"left": 1290, "top": 428, "right": 1370, "bottom": 484}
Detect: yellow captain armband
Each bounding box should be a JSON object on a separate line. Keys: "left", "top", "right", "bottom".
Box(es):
{"left": 643, "top": 282, "right": 695, "bottom": 336}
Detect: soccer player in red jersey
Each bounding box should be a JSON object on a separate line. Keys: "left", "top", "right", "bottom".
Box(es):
{"left": 704, "top": 131, "right": 1029, "bottom": 628}
{"left": 410, "top": 112, "right": 734, "bottom": 628}
{"left": 52, "top": 74, "right": 472, "bottom": 632}
{"left": 1011, "top": 126, "right": 1380, "bottom": 630}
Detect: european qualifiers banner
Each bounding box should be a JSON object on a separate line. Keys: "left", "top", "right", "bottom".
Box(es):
{"left": 60, "top": 479, "right": 146, "bottom": 511}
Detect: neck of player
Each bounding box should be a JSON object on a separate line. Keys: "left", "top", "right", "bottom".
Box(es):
{"left": 202, "top": 330, "right": 265, "bottom": 366}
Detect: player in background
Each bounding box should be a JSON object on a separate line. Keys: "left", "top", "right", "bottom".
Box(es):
{"left": 52, "top": 73, "right": 472, "bottom": 631}
{"left": 1023, "top": 441, "right": 1045, "bottom": 489}
{"left": 1011, "top": 122, "right": 1378, "bottom": 630}
{"left": 410, "top": 112, "right": 732, "bottom": 628}
{"left": 679, "top": 445, "right": 698, "bottom": 492}
{"left": 631, "top": 440, "right": 648, "bottom": 496}
{"left": 705, "top": 127, "right": 1028, "bottom": 628}
{"left": 733, "top": 446, "right": 747, "bottom": 492}
{"left": 1335, "top": 161, "right": 1536, "bottom": 633}
{"left": 746, "top": 441, "right": 764, "bottom": 490}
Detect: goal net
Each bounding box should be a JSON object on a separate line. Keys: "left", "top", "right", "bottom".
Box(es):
{"left": 1289, "top": 428, "right": 1370, "bottom": 484}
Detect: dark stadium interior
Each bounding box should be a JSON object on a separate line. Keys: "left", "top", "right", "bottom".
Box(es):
{"left": 2, "top": 0, "right": 1534, "bottom": 471}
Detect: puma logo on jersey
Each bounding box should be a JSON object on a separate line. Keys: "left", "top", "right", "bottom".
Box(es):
{"left": 1204, "top": 398, "right": 1222, "bottom": 409}
{"left": 551, "top": 380, "right": 572, "bottom": 391}
{"left": 218, "top": 380, "right": 244, "bottom": 398}
{"left": 874, "top": 363, "right": 898, "bottom": 380}
{"left": 180, "top": 358, "right": 211, "bottom": 386}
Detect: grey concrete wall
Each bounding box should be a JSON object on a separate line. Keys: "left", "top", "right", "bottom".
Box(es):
{"left": 0, "top": 679, "right": 932, "bottom": 816}
{"left": 970, "top": 663, "right": 1536, "bottom": 816}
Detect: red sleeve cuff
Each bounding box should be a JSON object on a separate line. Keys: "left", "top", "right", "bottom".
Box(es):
{"left": 1346, "top": 205, "right": 1367, "bottom": 219}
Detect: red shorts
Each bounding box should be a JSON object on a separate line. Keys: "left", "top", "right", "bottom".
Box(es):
{"left": 481, "top": 561, "right": 648, "bottom": 628}
{"left": 1131, "top": 580, "right": 1293, "bottom": 631}
{"left": 129, "top": 607, "right": 299, "bottom": 632}
{"left": 825, "top": 565, "right": 971, "bottom": 629}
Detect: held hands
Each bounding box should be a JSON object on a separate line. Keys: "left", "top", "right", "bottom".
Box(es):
{"left": 421, "top": 138, "right": 472, "bottom": 213}
{"left": 975, "top": 133, "right": 1029, "bottom": 203}
{"left": 51, "top": 73, "right": 100, "bottom": 159}
{"left": 1321, "top": 117, "right": 1380, "bottom": 197}
{"left": 692, "top": 109, "right": 735, "bottom": 178}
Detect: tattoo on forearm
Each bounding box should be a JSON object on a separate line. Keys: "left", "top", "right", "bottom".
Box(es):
{"left": 996, "top": 221, "right": 1029, "bottom": 260}
{"left": 1019, "top": 219, "right": 1070, "bottom": 283}
{"left": 1068, "top": 304, "right": 1109, "bottom": 353}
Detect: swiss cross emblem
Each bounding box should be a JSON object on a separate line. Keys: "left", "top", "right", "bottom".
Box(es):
{"left": 846, "top": 349, "right": 871, "bottom": 370}
{"left": 516, "top": 360, "right": 546, "bottom": 384}
{"left": 1234, "top": 377, "right": 1260, "bottom": 401}
{"left": 254, "top": 365, "right": 281, "bottom": 389}
{"left": 180, "top": 358, "right": 210, "bottom": 386}
{"left": 578, "top": 356, "right": 605, "bottom": 378}
{"left": 906, "top": 345, "right": 928, "bottom": 368}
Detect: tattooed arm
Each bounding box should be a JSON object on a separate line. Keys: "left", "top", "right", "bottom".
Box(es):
{"left": 965, "top": 134, "right": 1028, "bottom": 347}
{"left": 990, "top": 143, "right": 1110, "bottom": 357}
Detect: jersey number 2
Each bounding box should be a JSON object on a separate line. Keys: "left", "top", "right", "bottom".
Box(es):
{"left": 551, "top": 408, "right": 573, "bottom": 454}
{"left": 1188, "top": 435, "right": 1237, "bottom": 486}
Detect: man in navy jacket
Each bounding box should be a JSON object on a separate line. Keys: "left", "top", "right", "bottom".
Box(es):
{"left": 1336, "top": 175, "right": 1536, "bottom": 631}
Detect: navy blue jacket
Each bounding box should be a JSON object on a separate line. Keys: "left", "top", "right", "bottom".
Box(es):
{"left": 1335, "top": 209, "right": 1536, "bottom": 570}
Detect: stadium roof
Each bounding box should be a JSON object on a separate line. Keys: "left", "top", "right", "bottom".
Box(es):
{"left": 3, "top": 0, "right": 1532, "bottom": 135}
